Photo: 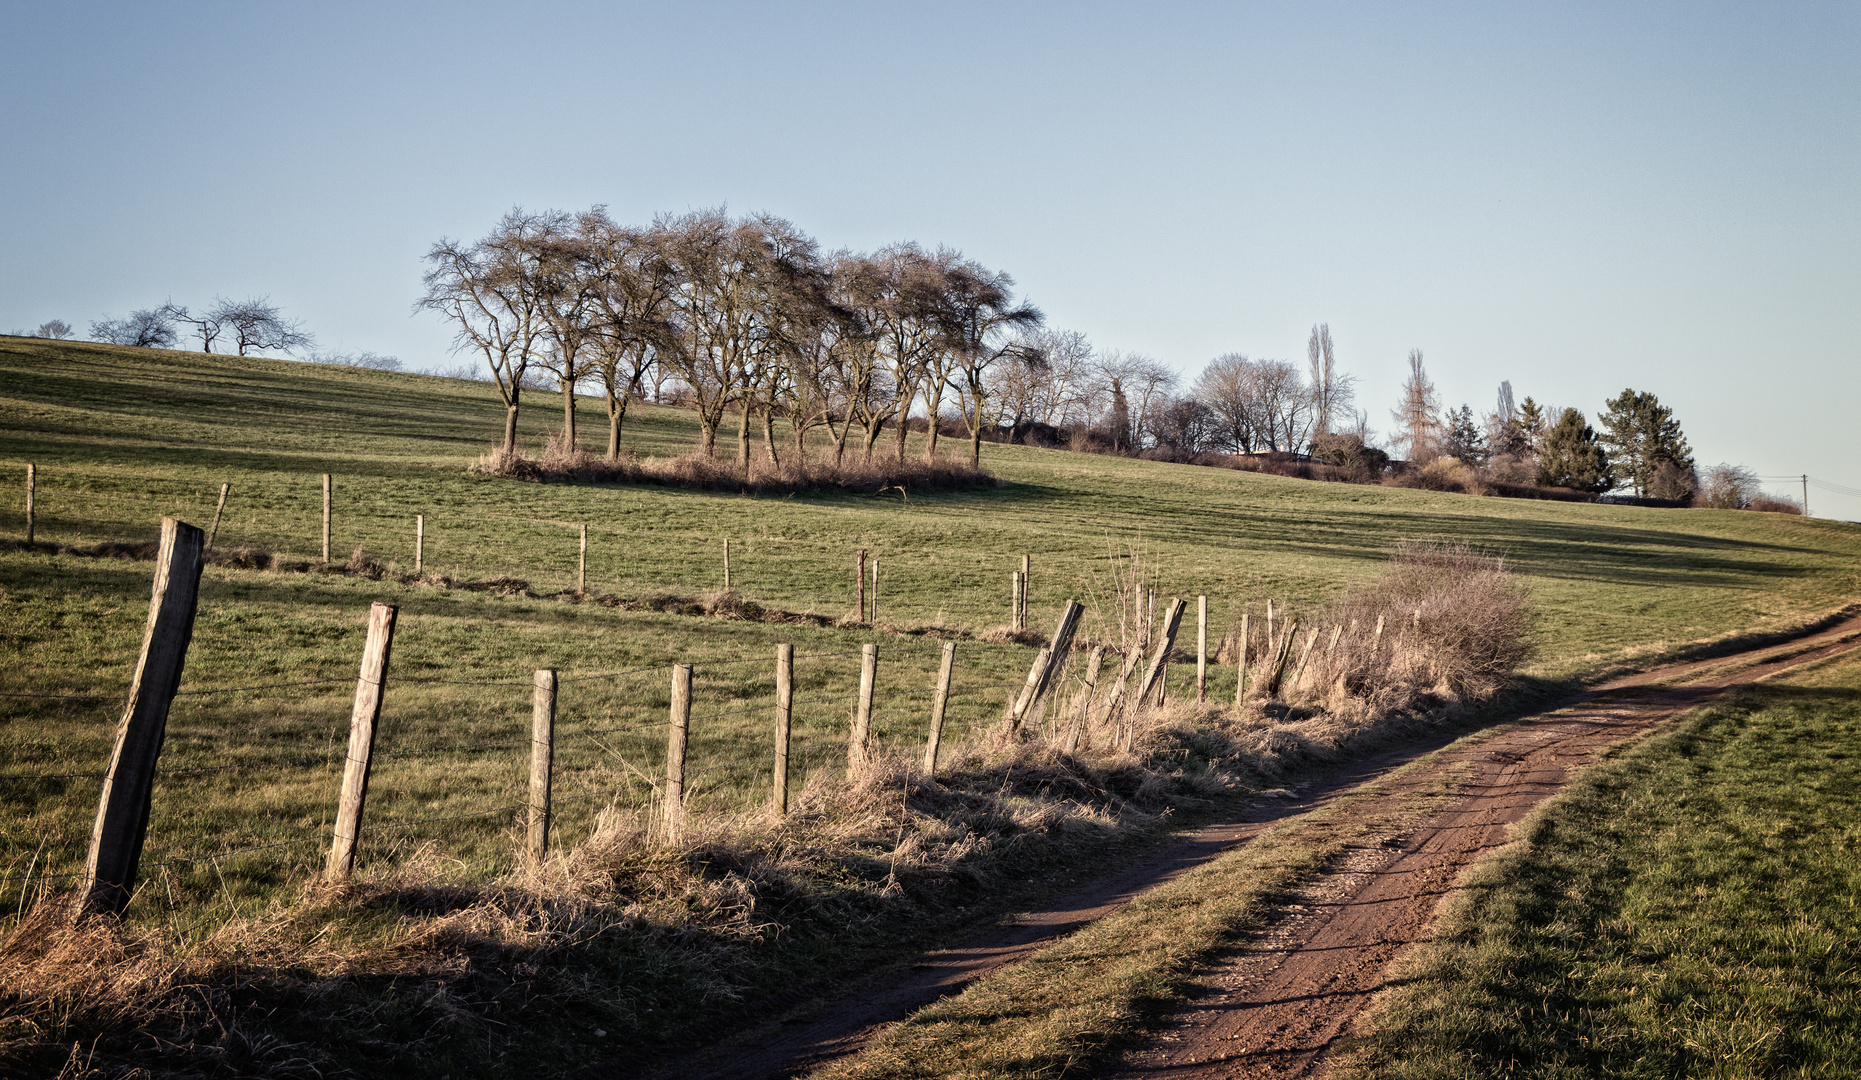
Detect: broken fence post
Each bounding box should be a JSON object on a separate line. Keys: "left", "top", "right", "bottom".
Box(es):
{"left": 81, "top": 517, "right": 207, "bottom": 915}
{"left": 924, "top": 641, "right": 956, "bottom": 772}
{"left": 1009, "top": 600, "right": 1084, "bottom": 731}
{"left": 325, "top": 601, "right": 399, "bottom": 882}
{"left": 1134, "top": 598, "right": 1188, "bottom": 710}
{"left": 206, "top": 482, "right": 230, "bottom": 555}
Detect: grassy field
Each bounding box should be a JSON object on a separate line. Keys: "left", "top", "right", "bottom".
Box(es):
{"left": 1335, "top": 648, "right": 1861, "bottom": 1079}
{"left": 2, "top": 335, "right": 1859, "bottom": 1075}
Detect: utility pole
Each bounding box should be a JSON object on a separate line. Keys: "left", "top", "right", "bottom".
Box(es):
{"left": 1803, "top": 474, "right": 1810, "bottom": 518}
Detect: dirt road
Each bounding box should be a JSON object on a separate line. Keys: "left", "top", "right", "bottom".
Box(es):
{"left": 631, "top": 613, "right": 1860, "bottom": 1080}
{"left": 1106, "top": 616, "right": 1861, "bottom": 1079}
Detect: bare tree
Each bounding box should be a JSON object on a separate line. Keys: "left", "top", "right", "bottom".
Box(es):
{"left": 35, "top": 320, "right": 73, "bottom": 340}
{"left": 1305, "top": 323, "right": 1355, "bottom": 440}
{"left": 217, "top": 297, "right": 314, "bottom": 356}
{"left": 1391, "top": 348, "right": 1442, "bottom": 462}
{"left": 418, "top": 211, "right": 550, "bottom": 452}
{"left": 90, "top": 309, "right": 177, "bottom": 348}
{"left": 161, "top": 301, "right": 223, "bottom": 353}
{"left": 579, "top": 209, "right": 676, "bottom": 461}
{"left": 526, "top": 210, "right": 601, "bottom": 449}
{"left": 1195, "top": 353, "right": 1261, "bottom": 453}
{"left": 942, "top": 259, "right": 1044, "bottom": 468}
{"left": 1092, "top": 351, "right": 1176, "bottom": 451}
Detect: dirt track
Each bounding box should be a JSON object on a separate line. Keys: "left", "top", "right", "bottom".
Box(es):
{"left": 629, "top": 613, "right": 1861, "bottom": 1080}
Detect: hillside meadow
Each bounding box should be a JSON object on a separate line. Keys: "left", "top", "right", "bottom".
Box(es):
{"left": 1, "top": 335, "right": 1858, "bottom": 1075}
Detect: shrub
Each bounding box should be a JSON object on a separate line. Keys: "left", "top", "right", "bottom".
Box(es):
{"left": 471, "top": 442, "right": 1001, "bottom": 496}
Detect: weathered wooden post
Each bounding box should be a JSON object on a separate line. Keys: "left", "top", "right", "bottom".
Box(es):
{"left": 1373, "top": 613, "right": 1386, "bottom": 651}
{"left": 1290, "top": 626, "right": 1322, "bottom": 693}
{"left": 1134, "top": 598, "right": 1187, "bottom": 710}
{"left": 528, "top": 669, "right": 556, "bottom": 864}
{"left": 81, "top": 517, "right": 206, "bottom": 915}
{"left": 1196, "top": 595, "right": 1208, "bottom": 703}
{"left": 578, "top": 524, "right": 588, "bottom": 593}
{"left": 923, "top": 641, "right": 956, "bottom": 772}
{"left": 1234, "top": 611, "right": 1251, "bottom": 708}
{"left": 870, "top": 557, "right": 879, "bottom": 623}
{"left": 1266, "top": 599, "right": 1276, "bottom": 653}
{"left": 664, "top": 664, "right": 691, "bottom": 841}
{"left": 774, "top": 644, "right": 793, "bottom": 814}
{"left": 724, "top": 538, "right": 732, "bottom": 592}
{"left": 23, "top": 463, "right": 34, "bottom": 545}
{"left": 325, "top": 601, "right": 399, "bottom": 882}
{"left": 206, "top": 482, "right": 230, "bottom": 554}
{"left": 849, "top": 644, "right": 877, "bottom": 770}
{"left": 1063, "top": 646, "right": 1105, "bottom": 754}
{"left": 1020, "top": 554, "right": 1031, "bottom": 628}
{"left": 414, "top": 514, "right": 425, "bottom": 574}
{"left": 855, "top": 549, "right": 867, "bottom": 622}
{"left": 1010, "top": 570, "right": 1023, "bottom": 630}
{"left": 321, "top": 473, "right": 332, "bottom": 563}
{"left": 1327, "top": 624, "right": 1344, "bottom": 656}
{"left": 1008, "top": 600, "right": 1085, "bottom": 731}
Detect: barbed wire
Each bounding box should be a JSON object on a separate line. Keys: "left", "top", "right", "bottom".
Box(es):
{"left": 175, "top": 677, "right": 351, "bottom": 696}
{"left": 0, "top": 691, "right": 117, "bottom": 701}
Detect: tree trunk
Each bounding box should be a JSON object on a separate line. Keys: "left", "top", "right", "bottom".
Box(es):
{"left": 893, "top": 384, "right": 915, "bottom": 461}
{"left": 736, "top": 396, "right": 753, "bottom": 472}
{"left": 605, "top": 386, "right": 629, "bottom": 461}
{"left": 700, "top": 419, "right": 718, "bottom": 457}
{"left": 559, "top": 378, "right": 577, "bottom": 450}
{"left": 503, "top": 404, "right": 520, "bottom": 454}
{"left": 923, "top": 385, "right": 944, "bottom": 461}
{"left": 861, "top": 418, "right": 883, "bottom": 462}
{"left": 760, "top": 408, "right": 780, "bottom": 467}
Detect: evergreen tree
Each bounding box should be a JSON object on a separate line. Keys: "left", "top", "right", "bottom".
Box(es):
{"left": 1538, "top": 408, "right": 1612, "bottom": 493}
{"left": 1444, "top": 404, "right": 1488, "bottom": 465}
{"left": 1597, "top": 388, "right": 1693, "bottom": 498}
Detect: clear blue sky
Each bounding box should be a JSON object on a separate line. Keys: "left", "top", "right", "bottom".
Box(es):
{"left": 4, "top": 2, "right": 1856, "bottom": 517}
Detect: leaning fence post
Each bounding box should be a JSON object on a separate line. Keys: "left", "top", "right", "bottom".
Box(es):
{"left": 81, "top": 517, "right": 206, "bottom": 915}
{"left": 1291, "top": 626, "right": 1322, "bottom": 693}
{"left": 924, "top": 641, "right": 956, "bottom": 772}
{"left": 774, "top": 644, "right": 793, "bottom": 814}
{"left": 849, "top": 644, "right": 877, "bottom": 771}
{"left": 1134, "top": 598, "right": 1188, "bottom": 710}
{"left": 1234, "top": 611, "right": 1251, "bottom": 708}
{"left": 325, "top": 601, "right": 398, "bottom": 882}
{"left": 414, "top": 514, "right": 425, "bottom": 574}
{"left": 23, "top": 463, "right": 34, "bottom": 545}
{"left": 1010, "top": 600, "right": 1084, "bottom": 731}
{"left": 206, "top": 482, "right": 229, "bottom": 555}
{"left": 1196, "top": 595, "right": 1209, "bottom": 703}
{"left": 528, "top": 669, "right": 556, "bottom": 864}
{"left": 664, "top": 664, "right": 691, "bottom": 841}
{"left": 321, "top": 473, "right": 332, "bottom": 563}
{"left": 1063, "top": 645, "right": 1105, "bottom": 754}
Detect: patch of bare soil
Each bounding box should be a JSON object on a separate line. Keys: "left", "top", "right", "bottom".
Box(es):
{"left": 1104, "top": 617, "right": 1861, "bottom": 1080}
{"left": 621, "top": 613, "right": 1861, "bottom": 1080}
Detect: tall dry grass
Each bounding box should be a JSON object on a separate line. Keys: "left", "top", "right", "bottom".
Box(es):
{"left": 471, "top": 438, "right": 1001, "bottom": 496}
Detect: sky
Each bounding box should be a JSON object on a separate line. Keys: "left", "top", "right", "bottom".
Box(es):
{"left": 3, "top": 1, "right": 1857, "bottom": 517}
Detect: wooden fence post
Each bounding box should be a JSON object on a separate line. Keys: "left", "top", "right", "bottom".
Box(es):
{"left": 206, "top": 482, "right": 229, "bottom": 554}
{"left": 855, "top": 549, "right": 866, "bottom": 622}
{"left": 325, "top": 601, "right": 398, "bottom": 882}
{"left": 1265, "top": 600, "right": 1275, "bottom": 653}
{"left": 321, "top": 474, "right": 332, "bottom": 564}
{"left": 1327, "top": 624, "right": 1344, "bottom": 656}
{"left": 664, "top": 664, "right": 691, "bottom": 842}
{"left": 81, "top": 517, "right": 206, "bottom": 915}
{"left": 23, "top": 463, "right": 34, "bottom": 545}
{"left": 724, "top": 538, "right": 732, "bottom": 592}
{"left": 1373, "top": 613, "right": 1386, "bottom": 651}
{"left": 1011, "top": 570, "right": 1024, "bottom": 631}
{"left": 1103, "top": 648, "right": 1144, "bottom": 750}
{"left": 1009, "top": 600, "right": 1084, "bottom": 731}
{"left": 528, "top": 669, "right": 556, "bottom": 864}
{"left": 414, "top": 514, "right": 424, "bottom": 574}
{"left": 774, "top": 644, "right": 792, "bottom": 814}
{"left": 1196, "top": 595, "right": 1208, "bottom": 703}
{"left": 578, "top": 524, "right": 588, "bottom": 593}
{"left": 1020, "top": 554, "right": 1031, "bottom": 627}
{"left": 924, "top": 641, "right": 956, "bottom": 772}
{"left": 1233, "top": 612, "right": 1251, "bottom": 708}
{"left": 1134, "top": 598, "right": 1188, "bottom": 710}
{"left": 870, "top": 558, "right": 879, "bottom": 624}
{"left": 1063, "top": 645, "right": 1104, "bottom": 754}
{"left": 849, "top": 643, "right": 877, "bottom": 771}
{"left": 1290, "top": 626, "right": 1322, "bottom": 693}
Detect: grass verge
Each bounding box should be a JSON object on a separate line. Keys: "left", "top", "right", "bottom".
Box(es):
{"left": 1333, "top": 650, "right": 1861, "bottom": 1080}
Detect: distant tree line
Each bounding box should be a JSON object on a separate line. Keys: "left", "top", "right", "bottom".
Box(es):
{"left": 87, "top": 298, "right": 314, "bottom": 357}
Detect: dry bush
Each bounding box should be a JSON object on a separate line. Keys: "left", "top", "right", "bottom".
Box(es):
{"left": 472, "top": 442, "right": 999, "bottom": 496}
{"left": 1746, "top": 494, "right": 1804, "bottom": 515}
{"left": 1385, "top": 458, "right": 1491, "bottom": 496}
{"left": 1300, "top": 542, "right": 1531, "bottom": 706}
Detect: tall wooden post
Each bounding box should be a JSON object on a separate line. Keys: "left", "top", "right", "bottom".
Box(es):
{"left": 1234, "top": 612, "right": 1251, "bottom": 708}
{"left": 23, "top": 463, "right": 34, "bottom": 544}
{"left": 855, "top": 549, "right": 867, "bottom": 622}
{"left": 81, "top": 517, "right": 206, "bottom": 915}
{"left": 528, "top": 669, "right": 556, "bottom": 864}
{"left": 664, "top": 664, "right": 691, "bottom": 841}
{"left": 319, "top": 474, "right": 332, "bottom": 563}
{"left": 325, "top": 601, "right": 399, "bottom": 882}
{"left": 578, "top": 524, "right": 588, "bottom": 593}
{"left": 870, "top": 558, "right": 879, "bottom": 623}
{"left": 924, "top": 641, "right": 956, "bottom": 772}
{"left": 774, "top": 644, "right": 793, "bottom": 814}
{"left": 1011, "top": 571, "right": 1024, "bottom": 631}
{"left": 1063, "top": 646, "right": 1105, "bottom": 754}
{"left": 206, "top": 482, "right": 230, "bottom": 554}
{"left": 1196, "top": 595, "right": 1208, "bottom": 703}
{"left": 1020, "top": 554, "right": 1031, "bottom": 627}
{"left": 724, "top": 537, "right": 732, "bottom": 592}
{"left": 414, "top": 514, "right": 425, "bottom": 574}
{"left": 849, "top": 644, "right": 877, "bottom": 771}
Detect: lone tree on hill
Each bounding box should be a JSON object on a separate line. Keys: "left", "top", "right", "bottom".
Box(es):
{"left": 90, "top": 308, "right": 178, "bottom": 348}
{"left": 1597, "top": 388, "right": 1693, "bottom": 499}
{"left": 1537, "top": 407, "right": 1612, "bottom": 492}
{"left": 35, "top": 320, "right": 73, "bottom": 340}
{"left": 219, "top": 297, "right": 314, "bottom": 356}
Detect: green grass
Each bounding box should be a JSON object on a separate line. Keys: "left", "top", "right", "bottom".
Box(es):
{"left": 1334, "top": 650, "right": 1861, "bottom": 1079}
{"left": 2, "top": 335, "right": 1859, "bottom": 1076}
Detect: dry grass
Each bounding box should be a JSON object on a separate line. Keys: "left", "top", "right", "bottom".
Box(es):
{"left": 471, "top": 440, "right": 1001, "bottom": 496}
